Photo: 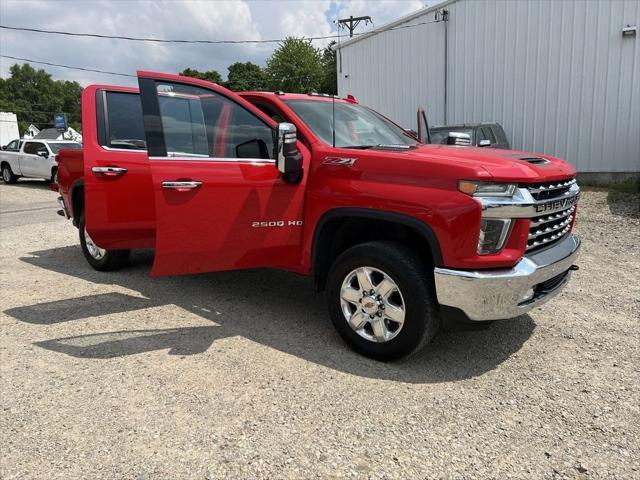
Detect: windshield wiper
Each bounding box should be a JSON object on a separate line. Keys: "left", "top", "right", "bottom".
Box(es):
{"left": 342, "top": 144, "right": 415, "bottom": 150}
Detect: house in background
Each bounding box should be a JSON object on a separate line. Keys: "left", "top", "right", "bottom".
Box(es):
{"left": 23, "top": 124, "right": 41, "bottom": 139}
{"left": 34, "top": 127, "right": 82, "bottom": 143}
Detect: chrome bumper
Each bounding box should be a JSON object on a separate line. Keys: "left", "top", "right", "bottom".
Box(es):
{"left": 434, "top": 234, "right": 580, "bottom": 321}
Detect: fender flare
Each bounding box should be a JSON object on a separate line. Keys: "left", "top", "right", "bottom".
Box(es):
{"left": 311, "top": 207, "right": 444, "bottom": 282}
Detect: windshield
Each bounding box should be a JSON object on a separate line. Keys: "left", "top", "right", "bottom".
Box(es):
{"left": 48, "top": 142, "right": 82, "bottom": 154}
{"left": 430, "top": 128, "right": 473, "bottom": 145}
{"left": 284, "top": 100, "right": 416, "bottom": 148}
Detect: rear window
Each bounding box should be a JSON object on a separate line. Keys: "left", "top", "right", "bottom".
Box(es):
{"left": 102, "top": 92, "right": 146, "bottom": 150}
{"left": 430, "top": 127, "right": 473, "bottom": 145}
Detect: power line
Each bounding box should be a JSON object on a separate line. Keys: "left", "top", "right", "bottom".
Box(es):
{"left": 0, "top": 55, "right": 134, "bottom": 77}
{"left": 0, "top": 18, "right": 442, "bottom": 45}
{"left": 1, "top": 19, "right": 443, "bottom": 82}
{"left": 0, "top": 25, "right": 344, "bottom": 44}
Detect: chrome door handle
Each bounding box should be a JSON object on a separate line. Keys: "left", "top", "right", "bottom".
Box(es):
{"left": 92, "top": 166, "right": 128, "bottom": 176}
{"left": 161, "top": 181, "right": 203, "bottom": 190}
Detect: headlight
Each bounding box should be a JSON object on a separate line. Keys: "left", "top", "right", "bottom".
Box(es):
{"left": 459, "top": 181, "right": 516, "bottom": 197}
{"left": 478, "top": 218, "right": 512, "bottom": 254}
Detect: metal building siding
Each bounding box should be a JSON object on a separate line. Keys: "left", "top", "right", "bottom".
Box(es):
{"left": 337, "top": 0, "right": 639, "bottom": 173}
{"left": 337, "top": 8, "right": 447, "bottom": 131}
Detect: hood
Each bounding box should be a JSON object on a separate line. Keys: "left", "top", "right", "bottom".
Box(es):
{"left": 403, "top": 144, "right": 577, "bottom": 183}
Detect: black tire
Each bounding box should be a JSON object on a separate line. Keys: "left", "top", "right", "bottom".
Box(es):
{"left": 1, "top": 163, "right": 18, "bottom": 184}
{"left": 50, "top": 168, "right": 58, "bottom": 184}
{"left": 78, "top": 214, "right": 130, "bottom": 271}
{"left": 326, "top": 241, "right": 439, "bottom": 360}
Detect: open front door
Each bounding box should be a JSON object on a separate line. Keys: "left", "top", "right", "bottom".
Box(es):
{"left": 137, "top": 71, "right": 308, "bottom": 277}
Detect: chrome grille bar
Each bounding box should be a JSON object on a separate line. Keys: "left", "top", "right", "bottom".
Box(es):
{"left": 530, "top": 206, "right": 575, "bottom": 227}
{"left": 527, "top": 225, "right": 571, "bottom": 250}
{"left": 528, "top": 179, "right": 576, "bottom": 194}
{"left": 529, "top": 215, "right": 574, "bottom": 239}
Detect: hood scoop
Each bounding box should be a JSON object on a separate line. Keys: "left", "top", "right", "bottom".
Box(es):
{"left": 517, "top": 155, "right": 550, "bottom": 165}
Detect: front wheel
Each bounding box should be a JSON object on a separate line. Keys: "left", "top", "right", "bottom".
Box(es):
{"left": 326, "top": 241, "right": 439, "bottom": 360}
{"left": 2, "top": 163, "right": 18, "bottom": 184}
{"left": 78, "top": 214, "right": 130, "bottom": 271}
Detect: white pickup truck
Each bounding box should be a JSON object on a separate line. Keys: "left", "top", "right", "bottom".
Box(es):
{"left": 1, "top": 138, "right": 82, "bottom": 184}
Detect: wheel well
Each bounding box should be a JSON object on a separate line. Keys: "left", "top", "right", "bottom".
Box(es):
{"left": 312, "top": 212, "right": 441, "bottom": 292}
{"left": 71, "top": 185, "right": 84, "bottom": 227}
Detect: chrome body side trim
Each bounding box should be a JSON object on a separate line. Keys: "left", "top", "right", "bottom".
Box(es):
{"left": 149, "top": 156, "right": 275, "bottom": 164}
{"left": 434, "top": 234, "right": 580, "bottom": 321}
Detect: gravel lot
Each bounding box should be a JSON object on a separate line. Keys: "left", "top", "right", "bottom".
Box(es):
{"left": 1, "top": 180, "right": 638, "bottom": 479}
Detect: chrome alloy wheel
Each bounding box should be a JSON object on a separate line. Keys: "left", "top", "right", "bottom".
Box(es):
{"left": 84, "top": 228, "right": 106, "bottom": 260}
{"left": 340, "top": 266, "right": 406, "bottom": 343}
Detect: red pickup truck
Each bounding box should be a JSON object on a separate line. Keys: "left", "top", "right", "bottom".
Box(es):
{"left": 55, "top": 71, "right": 580, "bottom": 360}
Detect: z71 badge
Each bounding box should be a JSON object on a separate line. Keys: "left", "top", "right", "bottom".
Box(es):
{"left": 251, "top": 220, "right": 303, "bottom": 228}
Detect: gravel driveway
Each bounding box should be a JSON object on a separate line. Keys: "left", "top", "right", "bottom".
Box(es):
{"left": 1, "top": 180, "right": 638, "bottom": 479}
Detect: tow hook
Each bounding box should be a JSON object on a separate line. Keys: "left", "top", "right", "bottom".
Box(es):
{"left": 569, "top": 265, "right": 579, "bottom": 271}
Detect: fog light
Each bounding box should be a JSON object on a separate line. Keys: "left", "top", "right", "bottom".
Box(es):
{"left": 477, "top": 218, "right": 512, "bottom": 254}
{"left": 521, "top": 288, "right": 535, "bottom": 303}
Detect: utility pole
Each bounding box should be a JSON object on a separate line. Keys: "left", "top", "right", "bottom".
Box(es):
{"left": 337, "top": 15, "right": 372, "bottom": 38}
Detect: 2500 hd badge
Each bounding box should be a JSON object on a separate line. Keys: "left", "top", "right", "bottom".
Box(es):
{"left": 251, "top": 220, "right": 304, "bottom": 228}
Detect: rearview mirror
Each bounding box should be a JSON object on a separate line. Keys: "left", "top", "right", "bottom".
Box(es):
{"left": 36, "top": 150, "right": 49, "bottom": 158}
{"left": 276, "top": 122, "right": 303, "bottom": 183}
{"left": 447, "top": 132, "right": 471, "bottom": 146}
{"left": 478, "top": 139, "right": 491, "bottom": 147}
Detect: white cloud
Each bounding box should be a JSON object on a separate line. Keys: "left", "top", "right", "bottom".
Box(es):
{"left": 0, "top": 0, "right": 426, "bottom": 86}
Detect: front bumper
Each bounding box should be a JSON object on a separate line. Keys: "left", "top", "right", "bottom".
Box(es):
{"left": 434, "top": 234, "right": 580, "bottom": 321}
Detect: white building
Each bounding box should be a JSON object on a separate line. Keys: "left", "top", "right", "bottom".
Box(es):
{"left": 335, "top": 0, "right": 639, "bottom": 181}
{"left": 0, "top": 112, "right": 20, "bottom": 146}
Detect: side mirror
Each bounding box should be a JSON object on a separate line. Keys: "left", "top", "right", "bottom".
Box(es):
{"left": 37, "top": 151, "right": 49, "bottom": 158}
{"left": 276, "top": 122, "right": 303, "bottom": 183}
{"left": 447, "top": 132, "right": 471, "bottom": 146}
{"left": 478, "top": 139, "right": 491, "bottom": 147}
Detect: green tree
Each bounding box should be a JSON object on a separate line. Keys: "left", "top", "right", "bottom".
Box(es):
{"left": 319, "top": 41, "right": 337, "bottom": 95}
{"left": 265, "top": 37, "right": 323, "bottom": 93}
{"left": 179, "top": 68, "right": 223, "bottom": 84}
{"left": 0, "top": 63, "right": 82, "bottom": 135}
{"left": 226, "top": 62, "right": 268, "bottom": 91}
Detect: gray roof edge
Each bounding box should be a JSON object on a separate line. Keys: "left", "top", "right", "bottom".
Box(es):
{"left": 333, "top": 0, "right": 457, "bottom": 50}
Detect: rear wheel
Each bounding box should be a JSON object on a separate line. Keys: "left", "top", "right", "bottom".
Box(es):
{"left": 326, "top": 241, "right": 439, "bottom": 360}
{"left": 2, "top": 163, "right": 18, "bottom": 184}
{"left": 78, "top": 214, "right": 130, "bottom": 271}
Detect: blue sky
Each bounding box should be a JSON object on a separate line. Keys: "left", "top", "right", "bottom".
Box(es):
{"left": 0, "top": 0, "right": 427, "bottom": 86}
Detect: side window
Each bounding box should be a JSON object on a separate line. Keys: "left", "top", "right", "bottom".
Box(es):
{"left": 23, "top": 142, "right": 46, "bottom": 155}
{"left": 103, "top": 92, "right": 146, "bottom": 150}
{"left": 493, "top": 126, "right": 508, "bottom": 145}
{"left": 6, "top": 140, "right": 19, "bottom": 151}
{"left": 481, "top": 127, "right": 497, "bottom": 144}
{"left": 154, "top": 82, "right": 274, "bottom": 160}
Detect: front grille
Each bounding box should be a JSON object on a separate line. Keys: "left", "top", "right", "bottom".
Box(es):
{"left": 525, "top": 177, "right": 576, "bottom": 252}
{"left": 526, "top": 178, "right": 576, "bottom": 201}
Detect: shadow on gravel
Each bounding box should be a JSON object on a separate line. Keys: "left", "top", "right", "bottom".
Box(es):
{"left": 9, "top": 246, "right": 536, "bottom": 384}
{"left": 6, "top": 179, "right": 51, "bottom": 190}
